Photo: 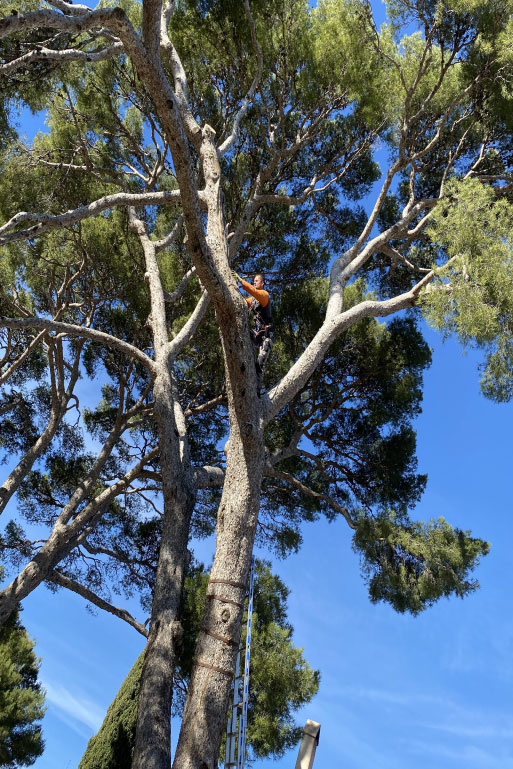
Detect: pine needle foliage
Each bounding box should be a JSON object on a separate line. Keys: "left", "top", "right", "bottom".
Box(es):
{"left": 353, "top": 513, "right": 490, "bottom": 615}
{"left": 0, "top": 594, "right": 45, "bottom": 768}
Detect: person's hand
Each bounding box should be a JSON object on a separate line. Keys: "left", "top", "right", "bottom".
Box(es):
{"left": 232, "top": 270, "right": 242, "bottom": 284}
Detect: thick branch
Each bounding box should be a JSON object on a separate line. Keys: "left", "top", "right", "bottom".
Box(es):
{"left": 0, "top": 318, "right": 155, "bottom": 374}
{"left": 0, "top": 42, "right": 123, "bottom": 74}
{"left": 0, "top": 190, "right": 180, "bottom": 247}
{"left": 266, "top": 270, "right": 435, "bottom": 422}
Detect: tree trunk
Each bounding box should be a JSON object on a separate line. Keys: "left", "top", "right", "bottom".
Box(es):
{"left": 172, "top": 290, "right": 266, "bottom": 769}
{"left": 132, "top": 368, "right": 196, "bottom": 769}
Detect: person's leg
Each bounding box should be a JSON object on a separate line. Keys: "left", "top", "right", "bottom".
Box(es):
{"left": 256, "top": 337, "right": 273, "bottom": 392}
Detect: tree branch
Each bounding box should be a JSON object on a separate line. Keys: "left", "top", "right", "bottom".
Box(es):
{"left": 0, "top": 42, "right": 123, "bottom": 74}
{"left": 48, "top": 569, "right": 148, "bottom": 637}
{"left": 0, "top": 190, "right": 181, "bottom": 247}
{"left": 265, "top": 270, "right": 435, "bottom": 422}
{"left": 265, "top": 466, "right": 356, "bottom": 530}
{"left": 0, "top": 318, "right": 156, "bottom": 374}
{"left": 218, "top": 0, "right": 263, "bottom": 156}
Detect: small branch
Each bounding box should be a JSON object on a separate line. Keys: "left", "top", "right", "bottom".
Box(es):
{"left": 184, "top": 394, "right": 225, "bottom": 418}
{"left": 154, "top": 214, "right": 184, "bottom": 254}
{"left": 218, "top": 0, "right": 263, "bottom": 156}
{"left": 265, "top": 466, "right": 356, "bottom": 530}
{"left": 48, "top": 569, "right": 148, "bottom": 637}
{"left": 380, "top": 244, "right": 431, "bottom": 274}
{"left": 44, "top": 0, "right": 92, "bottom": 15}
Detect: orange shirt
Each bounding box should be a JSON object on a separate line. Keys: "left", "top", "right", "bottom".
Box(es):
{"left": 240, "top": 279, "right": 269, "bottom": 308}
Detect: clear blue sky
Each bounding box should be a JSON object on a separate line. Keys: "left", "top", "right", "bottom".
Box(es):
{"left": 5, "top": 2, "right": 513, "bottom": 767}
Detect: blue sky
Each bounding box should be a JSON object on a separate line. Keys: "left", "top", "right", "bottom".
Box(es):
{"left": 4, "top": 1, "right": 513, "bottom": 768}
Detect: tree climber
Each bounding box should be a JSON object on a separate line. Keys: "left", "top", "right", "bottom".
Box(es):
{"left": 233, "top": 272, "right": 273, "bottom": 394}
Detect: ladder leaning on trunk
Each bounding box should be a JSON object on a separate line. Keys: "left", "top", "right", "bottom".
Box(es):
{"left": 223, "top": 557, "right": 321, "bottom": 769}
{"left": 224, "top": 556, "right": 255, "bottom": 769}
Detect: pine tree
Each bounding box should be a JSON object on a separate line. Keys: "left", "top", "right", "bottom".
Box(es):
{"left": 0, "top": 586, "right": 45, "bottom": 768}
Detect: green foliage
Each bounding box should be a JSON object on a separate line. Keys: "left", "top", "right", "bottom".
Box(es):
{"left": 0, "top": 594, "right": 45, "bottom": 768}
{"left": 422, "top": 178, "right": 513, "bottom": 400}
{"left": 78, "top": 653, "right": 144, "bottom": 769}
{"left": 353, "top": 513, "right": 490, "bottom": 615}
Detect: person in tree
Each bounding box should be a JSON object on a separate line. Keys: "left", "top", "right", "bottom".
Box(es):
{"left": 234, "top": 272, "right": 273, "bottom": 394}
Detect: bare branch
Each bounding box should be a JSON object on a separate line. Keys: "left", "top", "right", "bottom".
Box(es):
{"left": 265, "top": 466, "right": 356, "bottom": 530}
{"left": 154, "top": 214, "right": 184, "bottom": 254}
{"left": 44, "top": 0, "right": 92, "bottom": 15}
{"left": 0, "top": 317, "right": 156, "bottom": 374}
{"left": 184, "top": 394, "right": 225, "bottom": 419}
{"left": 380, "top": 244, "right": 431, "bottom": 274}
{"left": 218, "top": 0, "right": 263, "bottom": 156}
{"left": 48, "top": 569, "right": 148, "bottom": 637}
{"left": 0, "top": 42, "right": 123, "bottom": 75}
{"left": 265, "top": 269, "right": 436, "bottom": 422}
{"left": 167, "top": 291, "right": 210, "bottom": 357}
{"left": 0, "top": 8, "right": 127, "bottom": 40}
{"left": 0, "top": 190, "right": 181, "bottom": 247}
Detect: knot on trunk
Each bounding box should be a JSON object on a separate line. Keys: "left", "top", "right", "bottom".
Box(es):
{"left": 171, "top": 620, "right": 184, "bottom": 644}
{"left": 243, "top": 421, "right": 254, "bottom": 437}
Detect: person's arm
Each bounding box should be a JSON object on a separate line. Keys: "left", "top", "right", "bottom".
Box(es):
{"left": 240, "top": 279, "right": 269, "bottom": 307}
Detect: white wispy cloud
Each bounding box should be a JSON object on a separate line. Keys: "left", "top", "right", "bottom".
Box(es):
{"left": 421, "top": 720, "right": 513, "bottom": 740}
{"left": 405, "top": 738, "right": 513, "bottom": 769}
{"left": 332, "top": 683, "right": 445, "bottom": 708}
{"left": 43, "top": 680, "right": 105, "bottom": 733}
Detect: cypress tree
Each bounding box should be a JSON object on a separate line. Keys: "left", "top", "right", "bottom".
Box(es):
{"left": 78, "top": 653, "right": 144, "bottom": 769}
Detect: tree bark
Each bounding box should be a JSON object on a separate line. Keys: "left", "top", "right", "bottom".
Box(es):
{"left": 130, "top": 210, "right": 197, "bottom": 769}
{"left": 132, "top": 367, "right": 195, "bottom": 769}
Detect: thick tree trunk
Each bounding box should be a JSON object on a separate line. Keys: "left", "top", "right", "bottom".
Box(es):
{"left": 130, "top": 207, "right": 198, "bottom": 769}
{"left": 172, "top": 282, "right": 266, "bottom": 768}
{"left": 131, "top": 369, "right": 195, "bottom": 769}
{"left": 172, "top": 437, "right": 264, "bottom": 769}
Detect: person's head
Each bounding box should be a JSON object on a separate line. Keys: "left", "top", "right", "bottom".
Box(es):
{"left": 253, "top": 273, "right": 265, "bottom": 290}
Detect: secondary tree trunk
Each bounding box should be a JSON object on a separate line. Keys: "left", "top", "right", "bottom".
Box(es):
{"left": 131, "top": 368, "right": 195, "bottom": 769}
